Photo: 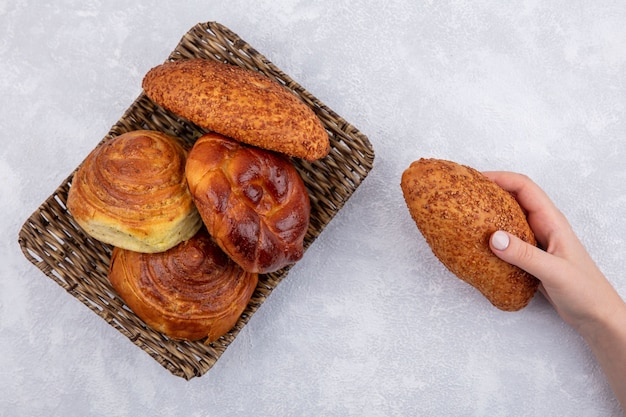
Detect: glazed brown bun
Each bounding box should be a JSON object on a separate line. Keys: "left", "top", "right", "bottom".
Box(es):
{"left": 400, "top": 158, "right": 539, "bottom": 311}
{"left": 142, "top": 58, "right": 330, "bottom": 161}
{"left": 67, "top": 130, "right": 202, "bottom": 253}
{"left": 108, "top": 228, "right": 258, "bottom": 342}
{"left": 186, "top": 132, "right": 310, "bottom": 274}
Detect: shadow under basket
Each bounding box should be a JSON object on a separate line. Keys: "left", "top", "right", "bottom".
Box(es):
{"left": 18, "top": 21, "right": 375, "bottom": 380}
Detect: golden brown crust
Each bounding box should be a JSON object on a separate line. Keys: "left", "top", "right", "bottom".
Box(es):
{"left": 67, "top": 130, "right": 202, "bottom": 253}
{"left": 108, "top": 228, "right": 258, "bottom": 342}
{"left": 141, "top": 59, "right": 330, "bottom": 161}
{"left": 186, "top": 132, "right": 310, "bottom": 274}
{"left": 400, "top": 158, "right": 539, "bottom": 311}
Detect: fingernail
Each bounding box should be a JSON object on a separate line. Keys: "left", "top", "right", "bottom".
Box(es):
{"left": 492, "top": 231, "right": 510, "bottom": 251}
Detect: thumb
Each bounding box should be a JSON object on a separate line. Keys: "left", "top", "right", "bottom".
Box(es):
{"left": 489, "top": 230, "right": 559, "bottom": 282}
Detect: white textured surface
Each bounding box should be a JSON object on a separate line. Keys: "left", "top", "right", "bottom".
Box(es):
{"left": 2, "top": 1, "right": 626, "bottom": 416}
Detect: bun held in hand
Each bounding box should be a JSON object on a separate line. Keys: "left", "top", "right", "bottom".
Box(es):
{"left": 400, "top": 158, "right": 539, "bottom": 311}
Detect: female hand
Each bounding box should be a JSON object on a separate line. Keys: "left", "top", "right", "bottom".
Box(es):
{"left": 483, "top": 171, "right": 626, "bottom": 410}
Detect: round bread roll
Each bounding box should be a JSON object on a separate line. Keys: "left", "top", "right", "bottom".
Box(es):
{"left": 186, "top": 132, "right": 311, "bottom": 274}
{"left": 142, "top": 58, "right": 330, "bottom": 161}
{"left": 108, "top": 228, "right": 258, "bottom": 342}
{"left": 67, "top": 130, "right": 202, "bottom": 253}
{"left": 400, "top": 158, "right": 539, "bottom": 311}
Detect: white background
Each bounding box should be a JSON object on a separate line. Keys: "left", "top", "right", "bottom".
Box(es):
{"left": 2, "top": 1, "right": 626, "bottom": 416}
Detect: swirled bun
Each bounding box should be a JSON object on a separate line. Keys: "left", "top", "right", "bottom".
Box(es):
{"left": 142, "top": 58, "right": 330, "bottom": 161}
{"left": 185, "top": 132, "right": 310, "bottom": 274}
{"left": 67, "top": 130, "right": 202, "bottom": 253}
{"left": 108, "top": 228, "right": 258, "bottom": 342}
{"left": 400, "top": 158, "right": 539, "bottom": 311}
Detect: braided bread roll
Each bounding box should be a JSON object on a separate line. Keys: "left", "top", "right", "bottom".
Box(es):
{"left": 108, "top": 228, "right": 258, "bottom": 342}
{"left": 186, "top": 132, "right": 311, "bottom": 274}
{"left": 142, "top": 58, "right": 330, "bottom": 161}
{"left": 67, "top": 130, "right": 202, "bottom": 253}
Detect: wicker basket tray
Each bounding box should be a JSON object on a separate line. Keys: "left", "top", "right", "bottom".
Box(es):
{"left": 18, "top": 22, "right": 374, "bottom": 380}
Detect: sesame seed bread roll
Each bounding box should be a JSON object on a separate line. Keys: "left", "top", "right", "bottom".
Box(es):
{"left": 142, "top": 59, "right": 330, "bottom": 161}
{"left": 400, "top": 158, "right": 539, "bottom": 311}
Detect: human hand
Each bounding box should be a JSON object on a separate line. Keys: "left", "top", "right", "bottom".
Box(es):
{"left": 482, "top": 171, "right": 623, "bottom": 335}
{"left": 483, "top": 171, "right": 626, "bottom": 410}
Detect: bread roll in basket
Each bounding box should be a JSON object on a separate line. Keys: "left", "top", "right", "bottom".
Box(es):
{"left": 108, "top": 228, "right": 258, "bottom": 342}
{"left": 67, "top": 130, "right": 202, "bottom": 253}
{"left": 186, "top": 132, "right": 311, "bottom": 274}
{"left": 142, "top": 58, "right": 330, "bottom": 161}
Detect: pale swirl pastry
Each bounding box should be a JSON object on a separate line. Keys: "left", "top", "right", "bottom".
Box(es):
{"left": 67, "top": 130, "right": 202, "bottom": 253}
{"left": 108, "top": 228, "right": 258, "bottom": 342}
{"left": 185, "top": 132, "right": 311, "bottom": 274}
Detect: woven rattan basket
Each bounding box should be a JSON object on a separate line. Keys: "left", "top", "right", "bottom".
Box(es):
{"left": 18, "top": 22, "right": 375, "bottom": 380}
